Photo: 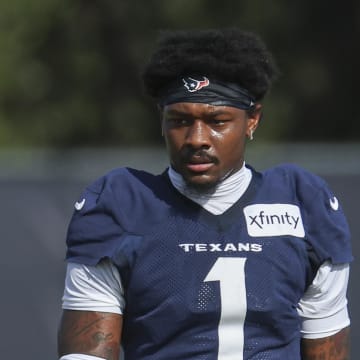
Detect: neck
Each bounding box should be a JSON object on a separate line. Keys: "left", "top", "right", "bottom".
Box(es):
{"left": 168, "top": 163, "right": 252, "bottom": 215}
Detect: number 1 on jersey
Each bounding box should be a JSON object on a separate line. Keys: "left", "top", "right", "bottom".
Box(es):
{"left": 204, "top": 257, "right": 247, "bottom": 360}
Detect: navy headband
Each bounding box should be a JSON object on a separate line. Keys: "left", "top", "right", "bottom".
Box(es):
{"left": 159, "top": 76, "right": 256, "bottom": 110}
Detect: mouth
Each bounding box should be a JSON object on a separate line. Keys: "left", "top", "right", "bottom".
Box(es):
{"left": 186, "top": 162, "right": 214, "bottom": 173}
{"left": 183, "top": 153, "right": 217, "bottom": 173}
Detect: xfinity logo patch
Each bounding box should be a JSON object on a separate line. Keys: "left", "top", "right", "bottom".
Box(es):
{"left": 244, "top": 204, "right": 305, "bottom": 237}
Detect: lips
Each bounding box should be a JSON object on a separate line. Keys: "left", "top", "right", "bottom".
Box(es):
{"left": 186, "top": 162, "right": 214, "bottom": 172}
{"left": 182, "top": 153, "right": 216, "bottom": 173}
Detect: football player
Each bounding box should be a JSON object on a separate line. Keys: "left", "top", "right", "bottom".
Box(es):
{"left": 58, "top": 28, "right": 352, "bottom": 360}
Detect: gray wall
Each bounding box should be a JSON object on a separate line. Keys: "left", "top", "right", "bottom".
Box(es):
{"left": 0, "top": 145, "right": 358, "bottom": 359}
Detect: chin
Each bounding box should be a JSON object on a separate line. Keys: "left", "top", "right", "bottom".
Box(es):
{"left": 184, "top": 175, "right": 219, "bottom": 193}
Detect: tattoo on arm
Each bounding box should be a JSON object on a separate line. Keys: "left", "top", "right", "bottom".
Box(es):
{"left": 300, "top": 327, "right": 350, "bottom": 360}
{"left": 58, "top": 310, "right": 122, "bottom": 360}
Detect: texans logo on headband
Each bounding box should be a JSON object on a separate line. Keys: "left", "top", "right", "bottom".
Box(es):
{"left": 182, "top": 77, "right": 210, "bottom": 92}
{"left": 160, "top": 77, "right": 255, "bottom": 110}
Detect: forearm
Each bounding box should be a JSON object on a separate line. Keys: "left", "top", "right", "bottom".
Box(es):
{"left": 58, "top": 310, "right": 122, "bottom": 360}
{"left": 300, "top": 327, "right": 350, "bottom": 360}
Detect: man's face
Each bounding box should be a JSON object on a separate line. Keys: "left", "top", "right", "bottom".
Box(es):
{"left": 161, "top": 102, "right": 261, "bottom": 191}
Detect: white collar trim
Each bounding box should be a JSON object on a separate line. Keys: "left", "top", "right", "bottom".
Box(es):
{"left": 168, "top": 163, "right": 252, "bottom": 215}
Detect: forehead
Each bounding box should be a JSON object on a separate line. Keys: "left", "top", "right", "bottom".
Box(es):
{"left": 162, "top": 102, "right": 245, "bottom": 117}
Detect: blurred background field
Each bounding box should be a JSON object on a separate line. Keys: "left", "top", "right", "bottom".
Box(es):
{"left": 0, "top": 0, "right": 359, "bottom": 147}
{"left": 0, "top": 1, "right": 359, "bottom": 358}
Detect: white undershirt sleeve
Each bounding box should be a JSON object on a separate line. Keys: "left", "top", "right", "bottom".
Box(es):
{"left": 62, "top": 253, "right": 350, "bottom": 340}
{"left": 62, "top": 259, "right": 125, "bottom": 314}
{"left": 297, "top": 261, "right": 350, "bottom": 339}
{"left": 60, "top": 354, "right": 106, "bottom": 360}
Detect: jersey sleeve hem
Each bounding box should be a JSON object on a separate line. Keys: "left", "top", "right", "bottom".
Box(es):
{"left": 300, "top": 306, "right": 350, "bottom": 339}
{"left": 62, "top": 304, "right": 122, "bottom": 315}
{"left": 61, "top": 261, "right": 125, "bottom": 314}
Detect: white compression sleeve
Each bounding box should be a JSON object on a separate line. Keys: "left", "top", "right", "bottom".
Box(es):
{"left": 60, "top": 354, "right": 106, "bottom": 360}
{"left": 297, "top": 261, "right": 350, "bottom": 339}
{"left": 62, "top": 259, "right": 125, "bottom": 314}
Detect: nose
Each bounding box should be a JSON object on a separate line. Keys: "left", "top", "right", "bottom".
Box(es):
{"left": 185, "top": 120, "right": 210, "bottom": 149}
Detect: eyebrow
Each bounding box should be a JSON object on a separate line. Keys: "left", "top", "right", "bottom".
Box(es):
{"left": 164, "top": 109, "right": 189, "bottom": 116}
{"left": 207, "top": 109, "right": 232, "bottom": 116}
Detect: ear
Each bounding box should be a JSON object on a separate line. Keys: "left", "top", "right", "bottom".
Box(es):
{"left": 246, "top": 104, "right": 262, "bottom": 139}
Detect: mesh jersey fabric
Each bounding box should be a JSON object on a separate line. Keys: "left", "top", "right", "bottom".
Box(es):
{"left": 66, "top": 164, "right": 352, "bottom": 360}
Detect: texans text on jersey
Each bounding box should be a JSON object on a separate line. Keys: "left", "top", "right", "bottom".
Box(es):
{"left": 179, "top": 243, "right": 262, "bottom": 253}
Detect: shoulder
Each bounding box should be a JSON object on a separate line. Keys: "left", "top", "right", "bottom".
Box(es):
{"left": 75, "top": 166, "right": 174, "bottom": 223}
{"left": 259, "top": 163, "right": 352, "bottom": 264}
{"left": 259, "top": 162, "right": 345, "bottom": 216}
{"left": 79, "top": 167, "right": 168, "bottom": 211}
{"left": 262, "top": 163, "right": 327, "bottom": 190}
{"left": 250, "top": 163, "right": 329, "bottom": 205}
{"left": 66, "top": 167, "right": 172, "bottom": 265}
{"left": 86, "top": 167, "right": 163, "bottom": 194}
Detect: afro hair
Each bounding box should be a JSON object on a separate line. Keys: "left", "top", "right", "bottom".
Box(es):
{"left": 142, "top": 28, "right": 279, "bottom": 101}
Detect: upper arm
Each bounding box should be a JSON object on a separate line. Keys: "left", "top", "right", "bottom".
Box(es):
{"left": 58, "top": 309, "right": 122, "bottom": 360}
{"left": 300, "top": 326, "right": 350, "bottom": 360}
{"left": 298, "top": 262, "right": 350, "bottom": 339}
{"left": 298, "top": 262, "right": 351, "bottom": 358}
{"left": 58, "top": 260, "right": 125, "bottom": 359}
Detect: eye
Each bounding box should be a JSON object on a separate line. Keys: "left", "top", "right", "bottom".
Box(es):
{"left": 210, "top": 118, "right": 230, "bottom": 126}
{"left": 166, "top": 117, "right": 191, "bottom": 127}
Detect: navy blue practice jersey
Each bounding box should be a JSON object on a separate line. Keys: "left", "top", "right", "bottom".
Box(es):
{"left": 66, "top": 164, "right": 352, "bottom": 360}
